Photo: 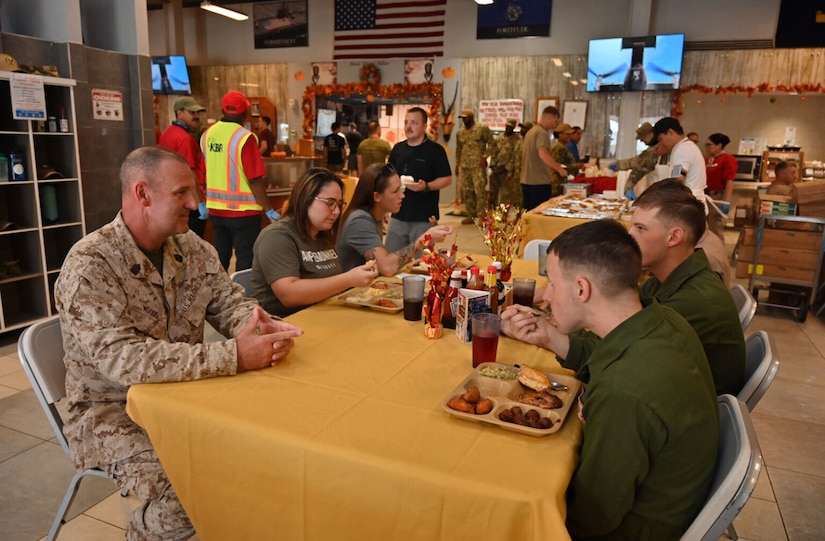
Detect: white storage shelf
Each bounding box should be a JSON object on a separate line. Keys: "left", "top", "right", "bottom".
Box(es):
{"left": 0, "top": 72, "right": 85, "bottom": 332}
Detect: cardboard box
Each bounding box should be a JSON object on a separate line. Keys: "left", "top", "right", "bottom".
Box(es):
{"left": 563, "top": 183, "right": 592, "bottom": 198}
{"left": 733, "top": 203, "right": 755, "bottom": 227}
{"left": 798, "top": 201, "right": 825, "bottom": 218}
{"left": 736, "top": 245, "right": 755, "bottom": 262}
{"left": 756, "top": 247, "right": 819, "bottom": 270}
{"left": 735, "top": 260, "right": 817, "bottom": 282}
{"left": 792, "top": 180, "right": 825, "bottom": 204}
{"left": 759, "top": 199, "right": 797, "bottom": 217}
{"left": 740, "top": 226, "right": 821, "bottom": 251}
{"left": 455, "top": 288, "right": 491, "bottom": 344}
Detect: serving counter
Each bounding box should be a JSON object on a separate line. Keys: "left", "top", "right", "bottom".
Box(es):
{"left": 126, "top": 257, "right": 581, "bottom": 541}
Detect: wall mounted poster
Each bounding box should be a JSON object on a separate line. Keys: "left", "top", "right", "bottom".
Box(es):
{"left": 477, "top": 0, "right": 552, "bottom": 40}
{"left": 254, "top": 1, "right": 308, "bottom": 49}
{"left": 478, "top": 99, "right": 524, "bottom": 132}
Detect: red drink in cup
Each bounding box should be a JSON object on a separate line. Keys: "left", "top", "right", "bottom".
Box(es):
{"left": 471, "top": 313, "right": 501, "bottom": 367}
{"left": 472, "top": 332, "right": 499, "bottom": 367}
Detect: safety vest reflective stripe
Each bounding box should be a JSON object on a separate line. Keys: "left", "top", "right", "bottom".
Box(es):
{"left": 202, "top": 122, "right": 262, "bottom": 211}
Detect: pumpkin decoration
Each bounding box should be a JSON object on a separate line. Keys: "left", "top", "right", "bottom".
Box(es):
{"left": 294, "top": 71, "right": 305, "bottom": 81}
{"left": 442, "top": 67, "right": 456, "bottom": 79}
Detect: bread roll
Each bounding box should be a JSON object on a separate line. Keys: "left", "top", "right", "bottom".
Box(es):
{"left": 517, "top": 365, "right": 550, "bottom": 392}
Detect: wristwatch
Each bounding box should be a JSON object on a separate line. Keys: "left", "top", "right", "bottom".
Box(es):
{"left": 422, "top": 182, "right": 430, "bottom": 192}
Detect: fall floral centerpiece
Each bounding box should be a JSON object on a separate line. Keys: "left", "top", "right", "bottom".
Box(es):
{"left": 419, "top": 235, "right": 468, "bottom": 338}
{"left": 475, "top": 204, "right": 525, "bottom": 282}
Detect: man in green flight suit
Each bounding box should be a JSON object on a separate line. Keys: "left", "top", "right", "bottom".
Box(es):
{"left": 500, "top": 218, "right": 718, "bottom": 540}
{"left": 455, "top": 109, "right": 494, "bottom": 223}
{"left": 609, "top": 122, "right": 663, "bottom": 200}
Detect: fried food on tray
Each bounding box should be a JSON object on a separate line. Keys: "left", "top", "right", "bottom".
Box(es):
{"left": 517, "top": 365, "right": 551, "bottom": 392}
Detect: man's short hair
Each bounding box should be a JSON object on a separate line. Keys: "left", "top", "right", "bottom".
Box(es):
{"left": 549, "top": 220, "right": 642, "bottom": 299}
{"left": 541, "top": 105, "right": 560, "bottom": 117}
{"left": 368, "top": 120, "right": 380, "bottom": 134}
{"left": 331, "top": 122, "right": 340, "bottom": 131}
{"left": 408, "top": 106, "right": 428, "bottom": 123}
{"left": 261, "top": 116, "right": 271, "bottom": 125}
{"left": 121, "top": 146, "right": 187, "bottom": 196}
{"left": 774, "top": 160, "right": 795, "bottom": 176}
{"left": 633, "top": 178, "right": 707, "bottom": 246}
{"left": 652, "top": 117, "right": 684, "bottom": 139}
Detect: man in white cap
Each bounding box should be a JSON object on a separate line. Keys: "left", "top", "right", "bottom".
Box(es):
{"left": 158, "top": 96, "right": 209, "bottom": 238}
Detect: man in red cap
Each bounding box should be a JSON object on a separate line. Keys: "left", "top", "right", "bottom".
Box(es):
{"left": 201, "top": 90, "right": 280, "bottom": 271}
{"left": 158, "top": 96, "right": 209, "bottom": 238}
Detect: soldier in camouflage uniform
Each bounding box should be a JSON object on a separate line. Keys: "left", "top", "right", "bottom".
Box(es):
{"left": 504, "top": 121, "right": 533, "bottom": 207}
{"left": 609, "top": 122, "right": 663, "bottom": 197}
{"left": 488, "top": 118, "right": 519, "bottom": 207}
{"left": 455, "top": 109, "right": 494, "bottom": 222}
{"left": 549, "top": 123, "right": 582, "bottom": 195}
{"left": 55, "top": 147, "right": 304, "bottom": 541}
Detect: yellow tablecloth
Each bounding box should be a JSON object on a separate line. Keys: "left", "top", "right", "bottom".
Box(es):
{"left": 126, "top": 258, "right": 581, "bottom": 541}
{"left": 518, "top": 201, "right": 631, "bottom": 257}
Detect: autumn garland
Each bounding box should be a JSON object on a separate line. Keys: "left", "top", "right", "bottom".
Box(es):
{"left": 671, "top": 83, "right": 825, "bottom": 117}
{"left": 302, "top": 82, "right": 443, "bottom": 139}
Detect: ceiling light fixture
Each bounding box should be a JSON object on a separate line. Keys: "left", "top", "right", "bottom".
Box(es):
{"left": 475, "top": 0, "right": 494, "bottom": 5}
{"left": 552, "top": 58, "right": 563, "bottom": 67}
{"left": 562, "top": 71, "right": 572, "bottom": 77}
{"left": 200, "top": 1, "right": 249, "bottom": 21}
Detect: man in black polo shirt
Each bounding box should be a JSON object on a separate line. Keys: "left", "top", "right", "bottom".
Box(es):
{"left": 386, "top": 107, "right": 453, "bottom": 252}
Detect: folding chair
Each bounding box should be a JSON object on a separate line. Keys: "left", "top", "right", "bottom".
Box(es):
{"left": 681, "top": 394, "right": 763, "bottom": 541}
{"left": 230, "top": 268, "right": 253, "bottom": 297}
{"left": 730, "top": 284, "right": 757, "bottom": 331}
{"left": 18, "top": 316, "right": 127, "bottom": 541}
{"left": 522, "top": 239, "right": 551, "bottom": 261}
{"left": 739, "top": 330, "right": 780, "bottom": 411}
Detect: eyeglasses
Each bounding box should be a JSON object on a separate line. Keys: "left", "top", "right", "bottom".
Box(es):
{"left": 314, "top": 196, "right": 347, "bottom": 211}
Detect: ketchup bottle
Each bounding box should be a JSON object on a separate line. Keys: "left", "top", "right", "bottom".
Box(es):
{"left": 442, "top": 270, "right": 462, "bottom": 329}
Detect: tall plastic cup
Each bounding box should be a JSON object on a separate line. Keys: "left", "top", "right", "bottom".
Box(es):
{"left": 471, "top": 313, "right": 501, "bottom": 367}
{"left": 402, "top": 276, "right": 425, "bottom": 321}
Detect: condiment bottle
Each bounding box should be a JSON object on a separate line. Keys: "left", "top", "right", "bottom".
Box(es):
{"left": 442, "top": 270, "right": 462, "bottom": 330}
{"left": 59, "top": 107, "right": 69, "bottom": 132}
{"left": 492, "top": 261, "right": 506, "bottom": 306}
{"left": 485, "top": 265, "right": 499, "bottom": 314}
{"left": 465, "top": 267, "right": 483, "bottom": 290}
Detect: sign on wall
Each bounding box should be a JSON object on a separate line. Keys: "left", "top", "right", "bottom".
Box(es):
{"left": 478, "top": 99, "right": 525, "bottom": 132}
{"left": 92, "top": 89, "right": 123, "bottom": 121}
{"left": 254, "top": 1, "right": 308, "bottom": 49}
{"left": 477, "top": 0, "right": 552, "bottom": 40}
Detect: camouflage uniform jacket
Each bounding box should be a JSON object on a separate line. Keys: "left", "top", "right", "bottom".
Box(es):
{"left": 510, "top": 138, "right": 525, "bottom": 182}
{"left": 490, "top": 132, "right": 519, "bottom": 173}
{"left": 54, "top": 212, "right": 259, "bottom": 471}
{"left": 616, "top": 144, "right": 661, "bottom": 188}
{"left": 549, "top": 140, "right": 578, "bottom": 187}
{"left": 456, "top": 123, "right": 494, "bottom": 169}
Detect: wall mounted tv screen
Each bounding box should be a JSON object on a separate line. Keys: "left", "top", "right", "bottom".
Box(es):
{"left": 586, "top": 33, "right": 684, "bottom": 92}
{"left": 151, "top": 55, "right": 192, "bottom": 95}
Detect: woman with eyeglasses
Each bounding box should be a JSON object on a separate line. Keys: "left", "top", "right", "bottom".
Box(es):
{"left": 251, "top": 167, "right": 379, "bottom": 317}
{"left": 336, "top": 164, "right": 453, "bottom": 275}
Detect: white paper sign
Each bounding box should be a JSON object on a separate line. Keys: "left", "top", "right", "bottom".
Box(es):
{"left": 477, "top": 99, "right": 524, "bottom": 132}
{"left": 92, "top": 89, "right": 124, "bottom": 121}
{"left": 784, "top": 127, "right": 797, "bottom": 147}
{"left": 10, "top": 73, "right": 47, "bottom": 119}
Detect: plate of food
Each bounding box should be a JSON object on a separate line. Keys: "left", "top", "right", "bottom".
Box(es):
{"left": 338, "top": 280, "right": 404, "bottom": 313}
{"left": 442, "top": 363, "right": 581, "bottom": 436}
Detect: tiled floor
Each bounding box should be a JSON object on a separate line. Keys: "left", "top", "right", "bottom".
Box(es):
{"left": 0, "top": 209, "right": 823, "bottom": 540}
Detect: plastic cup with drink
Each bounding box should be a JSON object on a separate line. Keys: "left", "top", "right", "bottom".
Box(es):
{"left": 471, "top": 313, "right": 501, "bottom": 367}
{"left": 402, "top": 276, "right": 426, "bottom": 321}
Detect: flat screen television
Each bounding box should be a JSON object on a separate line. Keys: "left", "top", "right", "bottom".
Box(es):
{"left": 586, "top": 34, "right": 684, "bottom": 92}
{"left": 151, "top": 55, "right": 192, "bottom": 95}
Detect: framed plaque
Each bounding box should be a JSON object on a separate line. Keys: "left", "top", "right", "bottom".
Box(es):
{"left": 535, "top": 96, "right": 559, "bottom": 122}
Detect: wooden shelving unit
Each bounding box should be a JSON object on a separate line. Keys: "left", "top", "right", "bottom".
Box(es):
{"left": 0, "top": 73, "right": 85, "bottom": 332}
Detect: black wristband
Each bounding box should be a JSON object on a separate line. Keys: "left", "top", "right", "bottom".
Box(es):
{"left": 423, "top": 182, "right": 430, "bottom": 192}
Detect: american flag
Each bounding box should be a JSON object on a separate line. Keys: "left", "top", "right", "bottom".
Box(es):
{"left": 334, "top": 0, "right": 446, "bottom": 60}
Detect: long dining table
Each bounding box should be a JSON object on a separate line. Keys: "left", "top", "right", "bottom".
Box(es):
{"left": 126, "top": 256, "right": 581, "bottom": 541}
